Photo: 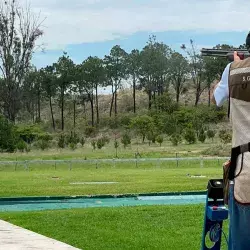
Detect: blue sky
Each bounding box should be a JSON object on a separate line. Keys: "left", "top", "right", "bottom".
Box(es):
{"left": 23, "top": 0, "right": 250, "bottom": 68}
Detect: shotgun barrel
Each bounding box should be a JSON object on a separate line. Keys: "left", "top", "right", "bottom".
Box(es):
{"left": 201, "top": 48, "right": 250, "bottom": 61}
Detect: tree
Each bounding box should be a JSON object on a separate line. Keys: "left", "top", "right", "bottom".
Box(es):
{"left": 0, "top": 0, "right": 44, "bottom": 122}
{"left": 181, "top": 39, "right": 206, "bottom": 106}
{"left": 24, "top": 67, "right": 43, "bottom": 122}
{"left": 138, "top": 35, "right": 171, "bottom": 109}
{"left": 127, "top": 49, "right": 141, "bottom": 113}
{"left": 156, "top": 135, "right": 164, "bottom": 146}
{"left": 203, "top": 44, "right": 230, "bottom": 106}
{"left": 131, "top": 115, "right": 155, "bottom": 142}
{"left": 168, "top": 52, "right": 189, "bottom": 103}
{"left": 80, "top": 56, "right": 105, "bottom": 126}
{"left": 0, "top": 115, "right": 16, "bottom": 152}
{"left": 40, "top": 66, "right": 57, "bottom": 130}
{"left": 104, "top": 45, "right": 128, "bottom": 117}
{"left": 54, "top": 52, "right": 75, "bottom": 131}
{"left": 77, "top": 57, "right": 105, "bottom": 127}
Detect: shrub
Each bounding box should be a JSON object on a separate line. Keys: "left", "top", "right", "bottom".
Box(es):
{"left": 80, "top": 137, "right": 85, "bottom": 147}
{"left": 219, "top": 130, "right": 232, "bottom": 144}
{"left": 38, "top": 133, "right": 53, "bottom": 142}
{"left": 183, "top": 125, "right": 196, "bottom": 144}
{"left": 35, "top": 139, "right": 50, "bottom": 151}
{"left": 130, "top": 115, "right": 155, "bottom": 142}
{"left": 114, "top": 140, "right": 119, "bottom": 149}
{"left": 0, "top": 115, "right": 16, "bottom": 152}
{"left": 16, "top": 140, "right": 27, "bottom": 153}
{"left": 146, "top": 131, "right": 157, "bottom": 145}
{"left": 170, "top": 133, "right": 182, "bottom": 146}
{"left": 198, "top": 128, "right": 206, "bottom": 143}
{"left": 101, "top": 135, "right": 110, "bottom": 145}
{"left": 207, "top": 130, "right": 216, "bottom": 141}
{"left": 15, "top": 124, "right": 43, "bottom": 144}
{"left": 58, "top": 134, "right": 65, "bottom": 149}
{"left": 97, "top": 138, "right": 105, "bottom": 149}
{"left": 85, "top": 126, "right": 97, "bottom": 138}
{"left": 91, "top": 140, "right": 96, "bottom": 150}
{"left": 121, "top": 133, "right": 131, "bottom": 148}
{"left": 156, "top": 135, "right": 164, "bottom": 146}
{"left": 69, "top": 142, "right": 77, "bottom": 150}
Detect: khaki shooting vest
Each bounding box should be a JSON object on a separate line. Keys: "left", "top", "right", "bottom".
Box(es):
{"left": 229, "top": 57, "right": 250, "bottom": 204}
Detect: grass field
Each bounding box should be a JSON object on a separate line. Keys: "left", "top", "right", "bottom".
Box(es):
{"left": 0, "top": 145, "right": 229, "bottom": 250}
{"left": 0, "top": 139, "right": 230, "bottom": 161}
{"left": 0, "top": 159, "right": 225, "bottom": 197}
{"left": 0, "top": 205, "right": 229, "bottom": 250}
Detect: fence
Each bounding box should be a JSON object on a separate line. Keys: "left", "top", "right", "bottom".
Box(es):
{"left": 0, "top": 156, "right": 229, "bottom": 171}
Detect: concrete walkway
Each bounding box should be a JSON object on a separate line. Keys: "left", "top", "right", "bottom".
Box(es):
{"left": 0, "top": 220, "right": 81, "bottom": 249}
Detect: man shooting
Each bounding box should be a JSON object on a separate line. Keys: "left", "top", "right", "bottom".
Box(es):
{"left": 212, "top": 32, "right": 250, "bottom": 249}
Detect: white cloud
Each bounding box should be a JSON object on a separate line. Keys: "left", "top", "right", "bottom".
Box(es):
{"left": 19, "top": 0, "right": 250, "bottom": 50}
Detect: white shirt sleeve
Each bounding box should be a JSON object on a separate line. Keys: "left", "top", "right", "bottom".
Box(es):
{"left": 214, "top": 63, "right": 231, "bottom": 107}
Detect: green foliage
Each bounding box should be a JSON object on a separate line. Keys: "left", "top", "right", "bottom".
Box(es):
{"left": 69, "top": 142, "right": 77, "bottom": 151}
{"left": 35, "top": 139, "right": 50, "bottom": 151}
{"left": 58, "top": 134, "right": 65, "bottom": 149}
{"left": 91, "top": 140, "right": 96, "bottom": 150}
{"left": 152, "top": 93, "right": 178, "bottom": 114}
{"left": 16, "top": 140, "right": 27, "bottom": 153}
{"left": 38, "top": 133, "right": 53, "bottom": 142}
{"left": 219, "top": 130, "right": 232, "bottom": 144}
{"left": 15, "top": 124, "right": 44, "bottom": 144}
{"left": 207, "top": 129, "right": 216, "bottom": 141}
{"left": 85, "top": 126, "right": 97, "bottom": 138}
{"left": 66, "top": 131, "right": 80, "bottom": 145}
{"left": 183, "top": 125, "right": 196, "bottom": 144}
{"left": 97, "top": 138, "right": 105, "bottom": 149}
{"left": 170, "top": 133, "right": 182, "bottom": 146}
{"left": 80, "top": 137, "right": 86, "bottom": 147}
{"left": 101, "top": 136, "right": 110, "bottom": 145}
{"left": 146, "top": 130, "right": 157, "bottom": 145}
{"left": 121, "top": 133, "right": 131, "bottom": 148}
{"left": 198, "top": 128, "right": 206, "bottom": 143}
{"left": 114, "top": 140, "right": 119, "bottom": 149}
{"left": 0, "top": 115, "right": 16, "bottom": 152}
{"left": 156, "top": 135, "right": 164, "bottom": 146}
{"left": 131, "top": 115, "right": 155, "bottom": 142}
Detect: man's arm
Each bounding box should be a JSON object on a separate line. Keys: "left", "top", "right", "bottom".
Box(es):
{"left": 212, "top": 51, "right": 241, "bottom": 107}
{"left": 211, "top": 64, "right": 230, "bottom": 107}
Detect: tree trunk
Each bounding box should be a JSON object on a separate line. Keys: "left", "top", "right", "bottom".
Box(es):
{"left": 114, "top": 89, "right": 118, "bottom": 116}
{"left": 95, "top": 85, "right": 99, "bottom": 125}
{"left": 110, "top": 93, "right": 115, "bottom": 117}
{"left": 133, "top": 75, "right": 136, "bottom": 113}
{"left": 176, "top": 83, "right": 180, "bottom": 103}
{"left": 89, "top": 95, "right": 94, "bottom": 127}
{"left": 61, "top": 87, "right": 64, "bottom": 131}
{"left": 208, "top": 86, "right": 211, "bottom": 107}
{"left": 37, "top": 90, "right": 41, "bottom": 121}
{"left": 73, "top": 99, "right": 76, "bottom": 129}
{"left": 49, "top": 96, "right": 55, "bottom": 131}
{"left": 83, "top": 101, "right": 87, "bottom": 120}
{"left": 195, "top": 83, "right": 201, "bottom": 106}
{"left": 109, "top": 84, "right": 114, "bottom": 117}
{"left": 148, "top": 91, "right": 152, "bottom": 110}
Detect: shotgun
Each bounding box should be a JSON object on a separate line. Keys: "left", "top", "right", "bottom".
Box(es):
{"left": 201, "top": 48, "right": 250, "bottom": 61}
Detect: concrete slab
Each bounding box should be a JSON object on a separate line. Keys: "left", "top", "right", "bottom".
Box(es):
{"left": 0, "top": 220, "right": 81, "bottom": 250}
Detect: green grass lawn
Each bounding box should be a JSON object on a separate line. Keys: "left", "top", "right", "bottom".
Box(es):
{"left": 0, "top": 205, "right": 229, "bottom": 250}
{"left": 0, "top": 139, "right": 227, "bottom": 161}
{"left": 0, "top": 146, "right": 229, "bottom": 250}
{"left": 0, "top": 160, "right": 225, "bottom": 197}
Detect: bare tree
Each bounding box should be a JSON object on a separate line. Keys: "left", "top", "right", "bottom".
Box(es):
{"left": 181, "top": 39, "right": 206, "bottom": 106}
{"left": 0, "top": 0, "right": 44, "bottom": 122}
